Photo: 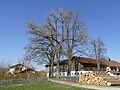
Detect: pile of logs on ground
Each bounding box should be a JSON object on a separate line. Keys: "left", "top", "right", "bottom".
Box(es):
{"left": 79, "top": 72, "right": 120, "bottom": 86}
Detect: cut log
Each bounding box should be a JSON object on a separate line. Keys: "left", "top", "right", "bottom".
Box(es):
{"left": 79, "top": 72, "right": 120, "bottom": 86}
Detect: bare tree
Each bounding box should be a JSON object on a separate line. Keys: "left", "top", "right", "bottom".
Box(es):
{"left": 46, "top": 10, "right": 89, "bottom": 76}
{"left": 25, "top": 9, "right": 89, "bottom": 77}
{"left": 0, "top": 59, "right": 11, "bottom": 80}
{"left": 90, "top": 37, "right": 107, "bottom": 71}
{"left": 25, "top": 10, "right": 65, "bottom": 78}
{"left": 60, "top": 10, "right": 89, "bottom": 76}
{"left": 25, "top": 21, "right": 56, "bottom": 77}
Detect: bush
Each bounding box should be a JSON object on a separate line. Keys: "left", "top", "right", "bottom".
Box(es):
{"left": 0, "top": 72, "right": 47, "bottom": 86}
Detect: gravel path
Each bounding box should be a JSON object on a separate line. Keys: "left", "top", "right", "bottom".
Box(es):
{"left": 49, "top": 79, "right": 120, "bottom": 90}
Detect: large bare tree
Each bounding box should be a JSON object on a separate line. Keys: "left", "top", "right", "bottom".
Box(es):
{"left": 25, "top": 9, "right": 89, "bottom": 77}
{"left": 60, "top": 10, "right": 89, "bottom": 76}
{"left": 25, "top": 21, "right": 56, "bottom": 77}
{"left": 90, "top": 37, "right": 107, "bottom": 71}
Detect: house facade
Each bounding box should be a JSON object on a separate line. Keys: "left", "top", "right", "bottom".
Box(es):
{"left": 45, "top": 56, "right": 120, "bottom": 77}
{"left": 8, "top": 63, "right": 36, "bottom": 75}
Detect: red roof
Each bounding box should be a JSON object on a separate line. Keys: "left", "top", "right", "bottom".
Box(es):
{"left": 77, "top": 57, "right": 120, "bottom": 67}
{"left": 79, "top": 57, "right": 96, "bottom": 64}
{"left": 9, "top": 64, "right": 25, "bottom": 68}
{"left": 45, "top": 56, "right": 120, "bottom": 67}
{"left": 101, "top": 60, "right": 120, "bottom": 67}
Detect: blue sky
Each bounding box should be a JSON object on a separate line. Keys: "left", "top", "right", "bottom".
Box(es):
{"left": 0, "top": 0, "right": 120, "bottom": 70}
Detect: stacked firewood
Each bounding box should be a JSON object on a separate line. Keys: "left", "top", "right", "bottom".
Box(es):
{"left": 79, "top": 72, "right": 120, "bottom": 86}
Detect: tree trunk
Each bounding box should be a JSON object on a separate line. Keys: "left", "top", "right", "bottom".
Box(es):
{"left": 50, "top": 61, "right": 54, "bottom": 77}
{"left": 96, "top": 59, "right": 100, "bottom": 72}
{"left": 56, "top": 58, "right": 59, "bottom": 78}
{"left": 50, "top": 57, "right": 54, "bottom": 78}
{"left": 67, "top": 54, "right": 72, "bottom": 76}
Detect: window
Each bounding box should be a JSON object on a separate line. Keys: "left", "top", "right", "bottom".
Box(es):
{"left": 119, "top": 68, "right": 120, "bottom": 71}
{"left": 63, "top": 72, "right": 65, "bottom": 76}
{"left": 15, "top": 67, "right": 19, "bottom": 70}
{"left": 20, "top": 67, "right": 22, "bottom": 70}
{"left": 65, "top": 65, "right": 68, "bottom": 69}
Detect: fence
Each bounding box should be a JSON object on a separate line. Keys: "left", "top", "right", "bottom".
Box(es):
{"left": 0, "top": 77, "right": 48, "bottom": 86}
{"left": 59, "top": 76, "right": 79, "bottom": 82}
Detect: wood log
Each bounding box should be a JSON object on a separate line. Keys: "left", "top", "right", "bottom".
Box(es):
{"left": 79, "top": 72, "right": 120, "bottom": 86}
{"left": 107, "top": 82, "right": 111, "bottom": 86}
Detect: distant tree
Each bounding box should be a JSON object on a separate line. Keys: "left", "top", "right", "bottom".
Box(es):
{"left": 0, "top": 60, "right": 11, "bottom": 77}
{"left": 90, "top": 37, "right": 107, "bottom": 71}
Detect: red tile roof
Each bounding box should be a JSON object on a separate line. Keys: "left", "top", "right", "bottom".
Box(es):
{"left": 9, "top": 64, "right": 25, "bottom": 68}
{"left": 75, "top": 57, "right": 120, "bottom": 67}
{"left": 45, "top": 56, "right": 120, "bottom": 67}
{"left": 101, "top": 60, "right": 120, "bottom": 67}
{"left": 79, "top": 57, "right": 96, "bottom": 64}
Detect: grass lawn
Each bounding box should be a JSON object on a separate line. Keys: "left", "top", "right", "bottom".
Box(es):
{"left": 0, "top": 82, "right": 91, "bottom": 90}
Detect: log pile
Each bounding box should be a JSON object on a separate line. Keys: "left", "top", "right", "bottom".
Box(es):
{"left": 79, "top": 72, "right": 120, "bottom": 86}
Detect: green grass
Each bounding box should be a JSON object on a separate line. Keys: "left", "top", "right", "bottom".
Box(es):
{"left": 0, "top": 82, "right": 91, "bottom": 90}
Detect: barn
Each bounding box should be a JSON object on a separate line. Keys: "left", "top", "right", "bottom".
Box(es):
{"left": 45, "top": 56, "right": 120, "bottom": 77}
